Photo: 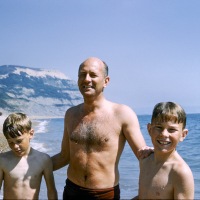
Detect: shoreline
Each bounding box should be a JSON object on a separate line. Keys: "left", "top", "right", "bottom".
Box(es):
{"left": 0, "top": 114, "right": 64, "bottom": 153}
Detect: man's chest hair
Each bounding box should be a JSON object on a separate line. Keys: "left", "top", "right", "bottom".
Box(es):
{"left": 69, "top": 114, "right": 120, "bottom": 149}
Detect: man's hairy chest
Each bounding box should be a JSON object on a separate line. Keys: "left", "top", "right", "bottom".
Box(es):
{"left": 69, "top": 114, "right": 121, "bottom": 150}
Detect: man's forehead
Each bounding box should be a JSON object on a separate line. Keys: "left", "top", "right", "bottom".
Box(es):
{"left": 79, "top": 63, "right": 103, "bottom": 72}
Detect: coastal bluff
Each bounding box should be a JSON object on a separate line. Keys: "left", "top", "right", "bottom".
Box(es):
{"left": 0, "top": 65, "right": 83, "bottom": 117}
{"left": 0, "top": 65, "right": 83, "bottom": 152}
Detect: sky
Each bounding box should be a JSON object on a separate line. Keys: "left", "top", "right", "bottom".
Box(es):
{"left": 0, "top": 0, "right": 199, "bottom": 115}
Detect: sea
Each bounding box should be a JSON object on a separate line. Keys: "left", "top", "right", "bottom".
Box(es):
{"left": 27, "top": 114, "right": 199, "bottom": 199}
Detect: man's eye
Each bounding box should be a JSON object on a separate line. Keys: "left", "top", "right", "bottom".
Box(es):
{"left": 78, "top": 73, "right": 85, "bottom": 77}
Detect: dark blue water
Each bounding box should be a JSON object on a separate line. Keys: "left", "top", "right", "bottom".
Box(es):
{"left": 32, "top": 114, "right": 200, "bottom": 199}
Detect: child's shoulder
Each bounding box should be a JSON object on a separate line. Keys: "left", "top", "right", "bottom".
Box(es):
{"left": 0, "top": 151, "right": 15, "bottom": 167}
{"left": 139, "top": 152, "right": 154, "bottom": 165}
{"left": 31, "top": 148, "right": 51, "bottom": 160}
{"left": 172, "top": 152, "right": 192, "bottom": 175}
{"left": 0, "top": 150, "right": 14, "bottom": 159}
{"left": 30, "top": 148, "right": 53, "bottom": 168}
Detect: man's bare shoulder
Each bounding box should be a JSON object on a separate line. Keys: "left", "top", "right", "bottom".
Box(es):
{"left": 65, "top": 103, "right": 83, "bottom": 116}
{"left": 107, "top": 101, "right": 136, "bottom": 114}
{"left": 111, "top": 102, "right": 139, "bottom": 124}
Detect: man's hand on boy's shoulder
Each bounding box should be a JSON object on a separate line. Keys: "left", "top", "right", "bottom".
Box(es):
{"left": 137, "top": 146, "right": 154, "bottom": 159}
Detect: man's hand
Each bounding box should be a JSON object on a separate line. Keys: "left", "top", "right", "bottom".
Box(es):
{"left": 137, "top": 146, "right": 154, "bottom": 159}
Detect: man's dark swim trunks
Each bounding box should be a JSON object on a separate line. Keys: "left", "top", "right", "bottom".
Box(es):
{"left": 63, "top": 179, "right": 120, "bottom": 200}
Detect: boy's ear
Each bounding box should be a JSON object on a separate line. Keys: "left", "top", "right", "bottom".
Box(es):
{"left": 180, "top": 129, "right": 188, "bottom": 142}
{"left": 147, "top": 123, "right": 152, "bottom": 135}
{"left": 29, "top": 129, "right": 34, "bottom": 139}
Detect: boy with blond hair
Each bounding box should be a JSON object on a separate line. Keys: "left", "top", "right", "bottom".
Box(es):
{"left": 138, "top": 102, "right": 194, "bottom": 199}
{"left": 0, "top": 113, "right": 57, "bottom": 199}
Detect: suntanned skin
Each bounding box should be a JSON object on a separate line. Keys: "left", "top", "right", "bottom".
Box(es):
{"left": 0, "top": 131, "right": 57, "bottom": 200}
{"left": 52, "top": 57, "right": 149, "bottom": 189}
{"left": 138, "top": 121, "right": 194, "bottom": 199}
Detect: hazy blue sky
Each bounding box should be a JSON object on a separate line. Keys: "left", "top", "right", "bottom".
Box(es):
{"left": 0, "top": 0, "right": 199, "bottom": 114}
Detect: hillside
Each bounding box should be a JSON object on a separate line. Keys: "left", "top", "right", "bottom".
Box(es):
{"left": 0, "top": 65, "right": 83, "bottom": 117}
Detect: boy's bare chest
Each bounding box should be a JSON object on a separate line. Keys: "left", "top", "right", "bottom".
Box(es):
{"left": 5, "top": 158, "right": 43, "bottom": 181}
{"left": 140, "top": 163, "right": 173, "bottom": 198}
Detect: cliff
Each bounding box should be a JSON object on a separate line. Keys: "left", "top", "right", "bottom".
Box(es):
{"left": 0, "top": 65, "right": 83, "bottom": 117}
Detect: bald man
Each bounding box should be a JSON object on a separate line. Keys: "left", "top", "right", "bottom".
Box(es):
{"left": 52, "top": 57, "right": 152, "bottom": 199}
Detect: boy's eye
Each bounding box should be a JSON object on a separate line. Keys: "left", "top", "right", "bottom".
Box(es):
{"left": 155, "top": 126, "right": 162, "bottom": 130}
{"left": 168, "top": 128, "right": 177, "bottom": 133}
{"left": 8, "top": 140, "right": 23, "bottom": 145}
{"left": 16, "top": 140, "right": 23, "bottom": 144}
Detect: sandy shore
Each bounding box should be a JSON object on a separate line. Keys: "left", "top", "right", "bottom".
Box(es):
{"left": 0, "top": 133, "right": 10, "bottom": 153}
{"left": 0, "top": 114, "right": 10, "bottom": 153}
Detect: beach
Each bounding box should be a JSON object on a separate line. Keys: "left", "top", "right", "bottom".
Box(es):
{"left": 0, "top": 133, "right": 10, "bottom": 153}
{"left": 0, "top": 114, "right": 199, "bottom": 199}
{"left": 0, "top": 115, "right": 10, "bottom": 153}
{"left": 0, "top": 114, "right": 61, "bottom": 153}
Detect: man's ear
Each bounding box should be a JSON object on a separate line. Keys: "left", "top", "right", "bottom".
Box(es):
{"left": 180, "top": 129, "right": 188, "bottom": 142}
{"left": 104, "top": 76, "right": 110, "bottom": 88}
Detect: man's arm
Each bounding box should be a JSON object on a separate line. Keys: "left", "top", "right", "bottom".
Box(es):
{"left": 51, "top": 111, "right": 70, "bottom": 171}
{"left": 120, "top": 105, "right": 152, "bottom": 159}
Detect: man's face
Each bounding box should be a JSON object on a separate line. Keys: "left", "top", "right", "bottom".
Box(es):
{"left": 78, "top": 59, "right": 109, "bottom": 98}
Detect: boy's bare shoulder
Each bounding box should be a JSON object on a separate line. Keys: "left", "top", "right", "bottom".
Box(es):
{"left": 139, "top": 152, "right": 154, "bottom": 164}
{"left": 0, "top": 151, "right": 16, "bottom": 168}
{"left": 172, "top": 153, "right": 193, "bottom": 178}
{"left": 30, "top": 148, "right": 51, "bottom": 162}
{"left": 0, "top": 150, "right": 14, "bottom": 160}
{"left": 29, "top": 149, "right": 53, "bottom": 170}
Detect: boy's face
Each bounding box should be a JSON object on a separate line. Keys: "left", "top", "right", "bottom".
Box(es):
{"left": 147, "top": 120, "right": 188, "bottom": 154}
{"left": 6, "top": 129, "right": 34, "bottom": 157}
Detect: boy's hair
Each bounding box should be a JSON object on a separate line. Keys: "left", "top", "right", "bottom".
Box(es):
{"left": 151, "top": 102, "right": 186, "bottom": 129}
{"left": 3, "top": 113, "right": 32, "bottom": 139}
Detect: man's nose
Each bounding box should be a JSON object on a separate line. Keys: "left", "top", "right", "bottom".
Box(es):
{"left": 85, "top": 74, "right": 91, "bottom": 81}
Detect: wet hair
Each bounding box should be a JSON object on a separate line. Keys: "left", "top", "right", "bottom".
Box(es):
{"left": 151, "top": 102, "right": 186, "bottom": 129}
{"left": 3, "top": 113, "right": 32, "bottom": 139}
